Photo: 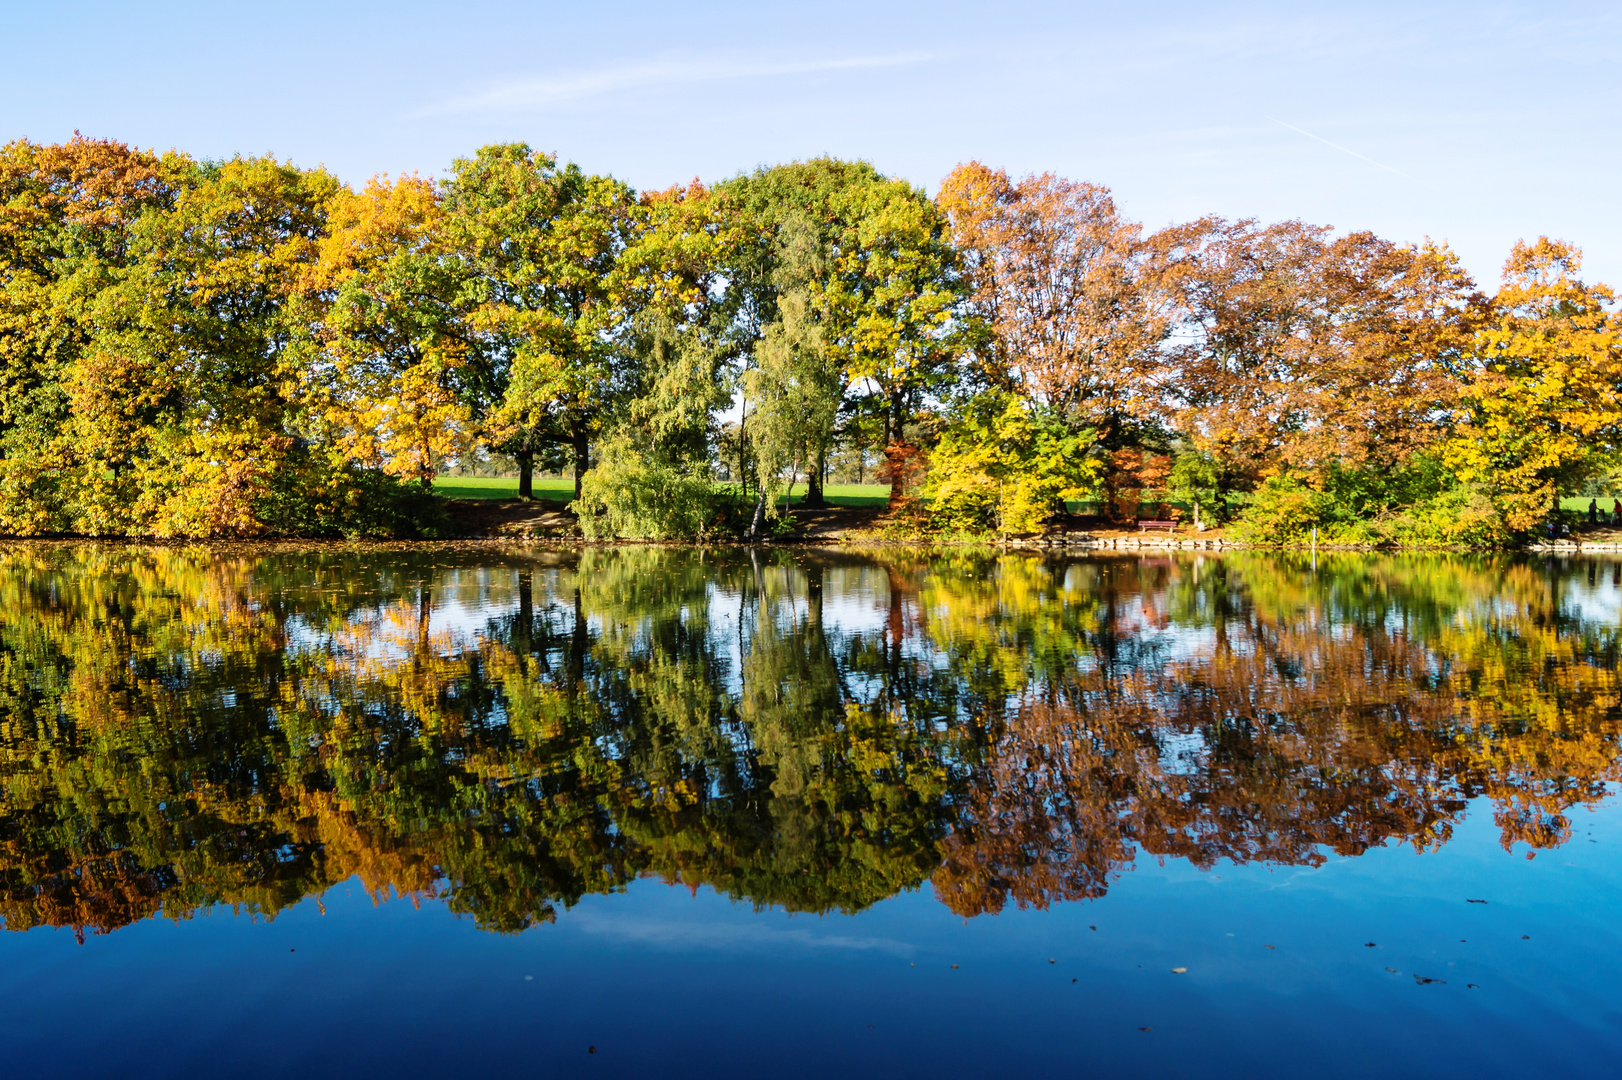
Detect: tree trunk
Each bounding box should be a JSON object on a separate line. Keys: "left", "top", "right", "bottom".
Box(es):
{"left": 516, "top": 570, "right": 533, "bottom": 664}
{"left": 885, "top": 443, "right": 906, "bottom": 506}
{"left": 804, "top": 446, "right": 826, "bottom": 508}
{"left": 885, "top": 400, "right": 906, "bottom": 507}
{"left": 572, "top": 427, "right": 589, "bottom": 501}
{"left": 738, "top": 402, "right": 749, "bottom": 505}
{"left": 746, "top": 490, "right": 767, "bottom": 540}
{"left": 517, "top": 447, "right": 534, "bottom": 501}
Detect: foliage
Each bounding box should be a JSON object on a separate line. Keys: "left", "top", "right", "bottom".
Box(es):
{"left": 1167, "top": 449, "right": 1225, "bottom": 528}
{"left": 299, "top": 174, "right": 472, "bottom": 485}
{"left": 1445, "top": 238, "right": 1622, "bottom": 531}
{"left": 937, "top": 161, "right": 1167, "bottom": 440}
{"left": 1229, "top": 461, "right": 1508, "bottom": 547}
{"left": 922, "top": 391, "right": 1101, "bottom": 534}
{"left": 439, "top": 144, "right": 636, "bottom": 498}
{"left": 573, "top": 435, "right": 729, "bottom": 540}
{"left": 0, "top": 137, "right": 1616, "bottom": 543}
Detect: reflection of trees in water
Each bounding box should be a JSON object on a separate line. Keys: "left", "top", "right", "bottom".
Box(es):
{"left": 0, "top": 546, "right": 1616, "bottom": 939}
{"left": 933, "top": 552, "right": 1622, "bottom": 915}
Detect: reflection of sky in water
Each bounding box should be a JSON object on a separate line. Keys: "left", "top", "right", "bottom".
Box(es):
{"left": 274, "top": 556, "right": 1622, "bottom": 696}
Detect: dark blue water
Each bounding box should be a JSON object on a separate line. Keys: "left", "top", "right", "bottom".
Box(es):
{"left": 0, "top": 546, "right": 1617, "bottom": 1077}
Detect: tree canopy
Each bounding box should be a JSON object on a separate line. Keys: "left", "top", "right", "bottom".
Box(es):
{"left": 0, "top": 136, "right": 1616, "bottom": 541}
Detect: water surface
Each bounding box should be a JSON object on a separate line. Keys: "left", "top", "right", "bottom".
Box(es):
{"left": 0, "top": 545, "right": 1618, "bottom": 1077}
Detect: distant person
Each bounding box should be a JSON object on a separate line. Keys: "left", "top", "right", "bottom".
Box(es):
{"left": 1589, "top": 498, "right": 1598, "bottom": 524}
{"left": 1613, "top": 500, "right": 1621, "bottom": 526}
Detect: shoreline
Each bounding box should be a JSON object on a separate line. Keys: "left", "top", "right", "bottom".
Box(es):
{"left": 3, "top": 532, "right": 1622, "bottom": 555}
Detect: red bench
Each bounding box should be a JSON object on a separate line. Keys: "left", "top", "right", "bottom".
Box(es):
{"left": 1137, "top": 520, "right": 1177, "bottom": 533}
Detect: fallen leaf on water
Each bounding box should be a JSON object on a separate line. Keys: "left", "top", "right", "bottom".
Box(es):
{"left": 1172, "top": 967, "right": 1188, "bottom": 974}
{"left": 1521, "top": 935, "right": 1530, "bottom": 940}
{"left": 1364, "top": 942, "right": 1377, "bottom": 948}
{"left": 1048, "top": 958, "right": 1056, "bottom": 964}
{"left": 1072, "top": 978, "right": 1077, "bottom": 983}
{"left": 1264, "top": 945, "right": 1276, "bottom": 950}
{"left": 1466, "top": 899, "right": 1488, "bottom": 904}
{"left": 1385, "top": 967, "right": 1399, "bottom": 974}
{"left": 950, "top": 964, "right": 959, "bottom": 969}
{"left": 1468, "top": 983, "right": 1481, "bottom": 989}
{"left": 1139, "top": 1027, "right": 1153, "bottom": 1032}
{"left": 588, "top": 1047, "right": 597, "bottom": 1054}
{"left": 1089, "top": 925, "right": 1097, "bottom": 931}
{"left": 1413, "top": 975, "right": 1446, "bottom": 985}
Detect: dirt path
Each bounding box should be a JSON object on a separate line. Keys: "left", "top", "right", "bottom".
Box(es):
{"left": 443, "top": 499, "right": 580, "bottom": 539}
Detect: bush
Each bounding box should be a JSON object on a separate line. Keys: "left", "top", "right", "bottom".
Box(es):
{"left": 922, "top": 393, "right": 1100, "bottom": 535}
{"left": 1227, "top": 474, "right": 1355, "bottom": 545}
{"left": 573, "top": 441, "right": 729, "bottom": 540}
{"left": 1229, "top": 466, "right": 1508, "bottom": 548}
{"left": 254, "top": 450, "right": 449, "bottom": 538}
{"left": 1379, "top": 486, "right": 1508, "bottom": 547}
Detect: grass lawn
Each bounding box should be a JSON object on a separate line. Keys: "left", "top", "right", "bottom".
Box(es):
{"left": 782, "top": 483, "right": 890, "bottom": 508}
{"left": 433, "top": 476, "right": 576, "bottom": 501}
{"left": 432, "top": 475, "right": 893, "bottom": 508}
{"left": 1562, "top": 495, "right": 1620, "bottom": 510}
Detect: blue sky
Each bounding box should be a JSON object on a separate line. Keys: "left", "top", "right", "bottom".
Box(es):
{"left": 5, "top": 1, "right": 1619, "bottom": 289}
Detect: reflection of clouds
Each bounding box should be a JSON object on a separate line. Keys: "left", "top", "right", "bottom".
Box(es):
{"left": 566, "top": 909, "right": 916, "bottom": 958}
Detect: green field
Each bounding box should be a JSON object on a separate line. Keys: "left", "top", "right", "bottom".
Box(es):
{"left": 432, "top": 475, "right": 892, "bottom": 507}
{"left": 433, "top": 476, "right": 578, "bottom": 501}
{"left": 1562, "top": 495, "right": 1622, "bottom": 514}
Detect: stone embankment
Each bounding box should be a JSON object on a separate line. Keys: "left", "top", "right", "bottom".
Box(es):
{"left": 1019, "top": 531, "right": 1227, "bottom": 551}
{"left": 1527, "top": 541, "right": 1622, "bottom": 553}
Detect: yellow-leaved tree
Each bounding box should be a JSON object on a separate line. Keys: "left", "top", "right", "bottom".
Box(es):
{"left": 300, "top": 174, "right": 473, "bottom": 486}
{"left": 1447, "top": 238, "right": 1622, "bottom": 531}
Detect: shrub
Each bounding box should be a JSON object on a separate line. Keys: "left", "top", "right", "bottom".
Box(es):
{"left": 923, "top": 393, "right": 1100, "bottom": 535}
{"left": 1229, "top": 466, "right": 1508, "bottom": 548}
{"left": 573, "top": 440, "right": 727, "bottom": 540}
{"left": 254, "top": 450, "right": 449, "bottom": 538}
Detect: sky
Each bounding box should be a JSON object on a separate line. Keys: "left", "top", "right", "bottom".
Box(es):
{"left": 4, "top": 0, "right": 1619, "bottom": 289}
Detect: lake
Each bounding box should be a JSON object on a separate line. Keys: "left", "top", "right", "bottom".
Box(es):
{"left": 0, "top": 544, "right": 1618, "bottom": 1078}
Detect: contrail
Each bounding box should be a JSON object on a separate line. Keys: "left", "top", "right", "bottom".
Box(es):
{"left": 1265, "top": 115, "right": 1437, "bottom": 190}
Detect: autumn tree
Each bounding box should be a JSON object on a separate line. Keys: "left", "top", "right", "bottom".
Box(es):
{"left": 440, "top": 144, "right": 637, "bottom": 499}
{"left": 298, "top": 174, "right": 473, "bottom": 486}
{"left": 937, "top": 162, "right": 1174, "bottom": 437}
{"left": 0, "top": 135, "right": 187, "bottom": 533}
{"left": 721, "top": 159, "right": 964, "bottom": 510}
{"left": 1446, "top": 238, "right": 1622, "bottom": 530}
{"left": 69, "top": 155, "right": 338, "bottom": 536}
{"left": 1163, "top": 221, "right": 1480, "bottom": 489}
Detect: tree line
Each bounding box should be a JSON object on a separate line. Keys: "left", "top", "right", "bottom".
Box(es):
{"left": 2, "top": 135, "right": 1618, "bottom": 541}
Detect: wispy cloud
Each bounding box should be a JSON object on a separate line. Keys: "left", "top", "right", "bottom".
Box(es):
{"left": 566, "top": 910, "right": 917, "bottom": 956}
{"left": 417, "top": 52, "right": 935, "bottom": 118}
{"left": 1265, "top": 115, "right": 1442, "bottom": 192}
